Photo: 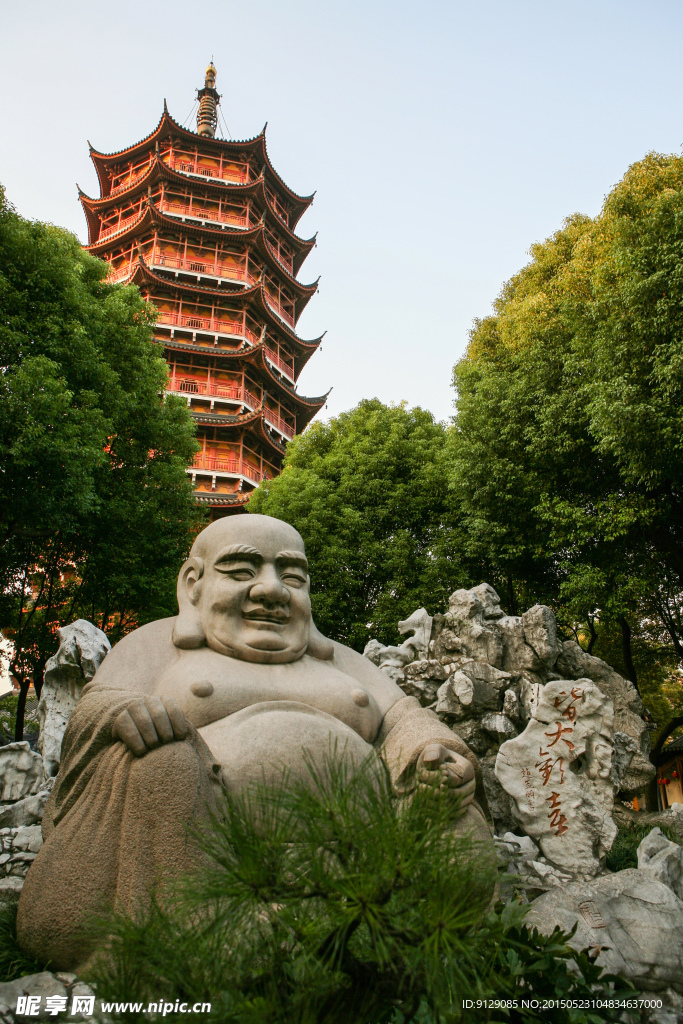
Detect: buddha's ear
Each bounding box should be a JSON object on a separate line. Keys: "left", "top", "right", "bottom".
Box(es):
{"left": 172, "top": 556, "right": 206, "bottom": 649}
{"left": 307, "top": 618, "right": 335, "bottom": 660}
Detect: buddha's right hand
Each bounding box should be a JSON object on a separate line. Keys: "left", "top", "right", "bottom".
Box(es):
{"left": 112, "top": 697, "right": 190, "bottom": 757}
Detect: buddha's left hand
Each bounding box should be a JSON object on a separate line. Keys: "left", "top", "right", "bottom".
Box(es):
{"left": 417, "top": 743, "right": 476, "bottom": 812}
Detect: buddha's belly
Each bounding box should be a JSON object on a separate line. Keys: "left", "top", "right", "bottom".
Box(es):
{"left": 198, "top": 700, "right": 380, "bottom": 796}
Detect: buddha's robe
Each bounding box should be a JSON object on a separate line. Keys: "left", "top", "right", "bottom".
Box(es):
{"left": 17, "top": 617, "right": 491, "bottom": 971}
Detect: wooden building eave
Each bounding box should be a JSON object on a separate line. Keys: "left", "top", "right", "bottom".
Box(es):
{"left": 194, "top": 491, "right": 251, "bottom": 508}
{"left": 80, "top": 157, "right": 317, "bottom": 267}
{"left": 86, "top": 201, "right": 317, "bottom": 300}
{"left": 128, "top": 258, "right": 321, "bottom": 342}
{"left": 88, "top": 109, "right": 314, "bottom": 224}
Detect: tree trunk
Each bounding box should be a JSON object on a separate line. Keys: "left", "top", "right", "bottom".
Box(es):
{"left": 619, "top": 615, "right": 639, "bottom": 693}
{"left": 14, "top": 678, "right": 30, "bottom": 742}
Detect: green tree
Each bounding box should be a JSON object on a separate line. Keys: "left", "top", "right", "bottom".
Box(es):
{"left": 448, "top": 153, "right": 683, "bottom": 728}
{"left": 249, "top": 399, "right": 469, "bottom": 650}
{"left": 0, "top": 185, "right": 204, "bottom": 737}
{"left": 88, "top": 758, "right": 628, "bottom": 1024}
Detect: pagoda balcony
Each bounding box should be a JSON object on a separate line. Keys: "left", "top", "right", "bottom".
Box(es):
{"left": 264, "top": 346, "right": 295, "bottom": 382}
{"left": 159, "top": 200, "right": 249, "bottom": 230}
{"left": 168, "top": 157, "right": 249, "bottom": 185}
{"left": 190, "top": 455, "right": 263, "bottom": 484}
{"left": 168, "top": 378, "right": 260, "bottom": 407}
{"left": 265, "top": 240, "right": 294, "bottom": 274}
{"left": 98, "top": 212, "right": 143, "bottom": 242}
{"left": 156, "top": 310, "right": 260, "bottom": 345}
{"left": 108, "top": 264, "right": 134, "bottom": 283}
{"left": 151, "top": 254, "right": 254, "bottom": 286}
{"left": 167, "top": 378, "right": 295, "bottom": 439}
{"left": 263, "top": 411, "right": 295, "bottom": 439}
{"left": 110, "top": 166, "right": 150, "bottom": 197}
{"left": 264, "top": 296, "right": 295, "bottom": 329}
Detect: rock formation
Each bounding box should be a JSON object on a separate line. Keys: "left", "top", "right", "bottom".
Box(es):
{"left": 38, "top": 619, "right": 110, "bottom": 780}
{"left": 494, "top": 679, "right": 617, "bottom": 877}
{"left": 365, "top": 583, "right": 655, "bottom": 838}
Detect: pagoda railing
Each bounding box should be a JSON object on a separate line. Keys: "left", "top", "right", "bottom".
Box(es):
{"left": 191, "top": 455, "right": 263, "bottom": 483}
{"left": 98, "top": 212, "right": 142, "bottom": 242}
{"left": 169, "top": 378, "right": 294, "bottom": 439}
{"left": 264, "top": 346, "right": 295, "bottom": 381}
{"left": 264, "top": 411, "right": 295, "bottom": 439}
{"left": 169, "top": 379, "right": 295, "bottom": 439}
{"left": 159, "top": 200, "right": 248, "bottom": 229}
{"left": 156, "top": 310, "right": 260, "bottom": 345}
{"left": 107, "top": 265, "right": 133, "bottom": 283}
{"left": 110, "top": 166, "right": 150, "bottom": 197}
{"left": 169, "top": 157, "right": 248, "bottom": 185}
{"left": 170, "top": 378, "right": 260, "bottom": 407}
{"left": 264, "top": 296, "right": 295, "bottom": 329}
{"left": 265, "top": 239, "right": 294, "bottom": 274}
{"left": 151, "top": 254, "right": 253, "bottom": 285}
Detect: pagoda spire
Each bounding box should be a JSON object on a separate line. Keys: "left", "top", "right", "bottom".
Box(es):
{"left": 196, "top": 62, "right": 220, "bottom": 138}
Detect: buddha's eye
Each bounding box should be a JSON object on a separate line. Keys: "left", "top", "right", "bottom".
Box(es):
{"left": 281, "top": 571, "right": 306, "bottom": 587}
{"left": 215, "top": 563, "right": 255, "bottom": 580}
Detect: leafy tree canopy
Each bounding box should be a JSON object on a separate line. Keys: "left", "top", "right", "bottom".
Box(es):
{"left": 0, "top": 185, "right": 204, "bottom": 733}
{"left": 249, "top": 399, "right": 469, "bottom": 650}
{"left": 448, "top": 153, "right": 683, "bottom": 724}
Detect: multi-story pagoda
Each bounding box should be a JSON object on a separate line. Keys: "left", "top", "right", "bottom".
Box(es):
{"left": 78, "top": 63, "right": 326, "bottom": 513}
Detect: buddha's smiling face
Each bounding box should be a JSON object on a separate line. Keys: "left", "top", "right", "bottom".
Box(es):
{"left": 184, "top": 516, "right": 312, "bottom": 664}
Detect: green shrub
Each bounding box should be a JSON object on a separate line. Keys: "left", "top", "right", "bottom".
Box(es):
{"left": 87, "top": 755, "right": 630, "bottom": 1023}
{"left": 606, "top": 823, "right": 681, "bottom": 872}
{"left": 0, "top": 904, "right": 44, "bottom": 982}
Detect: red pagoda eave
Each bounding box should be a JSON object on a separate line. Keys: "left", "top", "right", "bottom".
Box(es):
{"left": 189, "top": 410, "right": 286, "bottom": 456}
{"left": 128, "top": 258, "right": 319, "bottom": 337}
{"left": 160, "top": 335, "right": 321, "bottom": 415}
{"left": 85, "top": 202, "right": 317, "bottom": 300}
{"left": 89, "top": 108, "right": 314, "bottom": 224}
{"left": 195, "top": 491, "right": 251, "bottom": 508}
{"left": 80, "top": 158, "right": 317, "bottom": 262}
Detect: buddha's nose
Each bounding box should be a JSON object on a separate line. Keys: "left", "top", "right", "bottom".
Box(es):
{"left": 249, "top": 568, "right": 289, "bottom": 605}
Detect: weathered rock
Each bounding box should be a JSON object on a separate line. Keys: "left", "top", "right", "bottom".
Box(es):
{"left": 480, "top": 754, "right": 516, "bottom": 832}
{"left": 518, "top": 676, "right": 543, "bottom": 722}
{"left": 495, "top": 679, "right": 617, "bottom": 877}
{"left": 0, "top": 876, "right": 23, "bottom": 905}
{"left": 449, "top": 718, "right": 493, "bottom": 757}
{"left": 481, "top": 713, "right": 517, "bottom": 742}
{"left": 0, "top": 743, "right": 42, "bottom": 802}
{"left": 525, "top": 869, "right": 683, "bottom": 993}
{"left": 521, "top": 604, "right": 562, "bottom": 670}
{"left": 637, "top": 827, "right": 683, "bottom": 900}
{"left": 0, "top": 790, "right": 49, "bottom": 829}
{"left": 435, "top": 660, "right": 511, "bottom": 719}
{"left": 362, "top": 639, "right": 383, "bottom": 666}
{"left": 555, "top": 641, "right": 653, "bottom": 795}
{"left": 497, "top": 615, "right": 543, "bottom": 673}
{"left": 447, "top": 587, "right": 505, "bottom": 666}
{"left": 502, "top": 688, "right": 521, "bottom": 721}
{"left": 611, "top": 731, "right": 639, "bottom": 788}
{"left": 397, "top": 608, "right": 433, "bottom": 659}
{"left": 11, "top": 824, "right": 43, "bottom": 854}
{"left": 431, "top": 628, "right": 463, "bottom": 659}
{"left": 39, "top": 619, "right": 110, "bottom": 779}
{"left": 0, "top": 972, "right": 67, "bottom": 1017}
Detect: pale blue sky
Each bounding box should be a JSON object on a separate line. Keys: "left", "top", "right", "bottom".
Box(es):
{"left": 2, "top": 0, "right": 682, "bottom": 421}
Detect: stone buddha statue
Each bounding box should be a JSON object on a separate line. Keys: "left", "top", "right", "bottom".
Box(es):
{"left": 18, "top": 515, "right": 491, "bottom": 970}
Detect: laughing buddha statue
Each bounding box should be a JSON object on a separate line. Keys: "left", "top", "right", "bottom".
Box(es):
{"left": 18, "top": 515, "right": 492, "bottom": 969}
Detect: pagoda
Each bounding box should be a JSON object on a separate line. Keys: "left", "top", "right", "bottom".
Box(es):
{"left": 78, "top": 63, "right": 326, "bottom": 513}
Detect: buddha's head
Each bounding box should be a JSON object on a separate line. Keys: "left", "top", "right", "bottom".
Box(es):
{"left": 173, "top": 515, "right": 316, "bottom": 664}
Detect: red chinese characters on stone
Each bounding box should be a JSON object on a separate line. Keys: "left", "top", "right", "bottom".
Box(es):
{"left": 535, "top": 749, "right": 565, "bottom": 786}
{"left": 546, "top": 789, "right": 568, "bottom": 836}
